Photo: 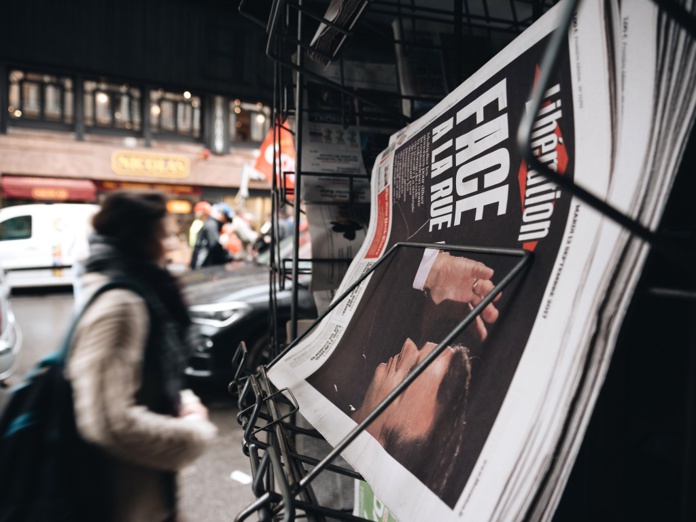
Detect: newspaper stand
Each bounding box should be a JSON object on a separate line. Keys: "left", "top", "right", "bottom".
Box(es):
{"left": 232, "top": 0, "right": 696, "bottom": 520}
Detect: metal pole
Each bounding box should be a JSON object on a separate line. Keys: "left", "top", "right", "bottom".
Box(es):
{"left": 291, "top": 0, "right": 304, "bottom": 342}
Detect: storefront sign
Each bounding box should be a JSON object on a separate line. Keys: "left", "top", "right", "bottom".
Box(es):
{"left": 111, "top": 151, "right": 191, "bottom": 179}
{"left": 167, "top": 199, "right": 192, "bottom": 214}
{"left": 32, "top": 188, "right": 69, "bottom": 200}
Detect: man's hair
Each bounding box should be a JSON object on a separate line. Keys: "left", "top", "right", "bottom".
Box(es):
{"left": 92, "top": 189, "right": 168, "bottom": 258}
{"left": 381, "top": 344, "right": 472, "bottom": 504}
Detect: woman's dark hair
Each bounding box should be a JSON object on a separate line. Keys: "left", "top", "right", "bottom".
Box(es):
{"left": 92, "top": 190, "right": 169, "bottom": 259}
{"left": 381, "top": 344, "right": 472, "bottom": 507}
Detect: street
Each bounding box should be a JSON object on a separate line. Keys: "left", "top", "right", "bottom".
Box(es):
{"left": 2, "top": 287, "right": 257, "bottom": 521}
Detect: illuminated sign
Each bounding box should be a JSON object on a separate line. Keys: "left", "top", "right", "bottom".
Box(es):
{"left": 167, "top": 200, "right": 193, "bottom": 214}
{"left": 111, "top": 151, "right": 191, "bottom": 179}
{"left": 31, "top": 188, "right": 69, "bottom": 200}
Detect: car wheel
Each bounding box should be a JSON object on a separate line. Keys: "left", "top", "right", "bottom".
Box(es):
{"left": 245, "top": 327, "right": 287, "bottom": 372}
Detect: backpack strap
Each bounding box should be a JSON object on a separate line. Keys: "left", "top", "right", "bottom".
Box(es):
{"left": 43, "top": 278, "right": 144, "bottom": 369}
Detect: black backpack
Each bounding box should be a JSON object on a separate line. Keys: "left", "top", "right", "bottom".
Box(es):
{"left": 0, "top": 279, "right": 139, "bottom": 521}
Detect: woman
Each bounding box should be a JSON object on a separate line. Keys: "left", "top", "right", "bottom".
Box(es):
{"left": 67, "top": 190, "right": 217, "bottom": 521}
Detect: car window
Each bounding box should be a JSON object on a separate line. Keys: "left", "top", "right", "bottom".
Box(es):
{"left": 0, "top": 215, "right": 32, "bottom": 241}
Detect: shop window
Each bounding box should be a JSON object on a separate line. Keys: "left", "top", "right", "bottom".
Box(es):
{"left": 150, "top": 89, "right": 201, "bottom": 139}
{"left": 8, "top": 70, "right": 73, "bottom": 126}
{"left": 84, "top": 80, "right": 141, "bottom": 131}
{"left": 230, "top": 100, "right": 270, "bottom": 143}
{"left": 0, "top": 215, "right": 32, "bottom": 241}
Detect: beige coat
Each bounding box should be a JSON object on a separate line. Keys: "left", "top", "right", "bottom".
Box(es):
{"left": 67, "top": 273, "right": 217, "bottom": 521}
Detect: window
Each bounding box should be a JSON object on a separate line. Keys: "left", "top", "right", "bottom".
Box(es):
{"left": 230, "top": 100, "right": 271, "bottom": 143}
{"left": 150, "top": 89, "right": 201, "bottom": 139}
{"left": 0, "top": 216, "right": 32, "bottom": 241}
{"left": 8, "top": 70, "right": 73, "bottom": 126}
{"left": 84, "top": 80, "right": 141, "bottom": 131}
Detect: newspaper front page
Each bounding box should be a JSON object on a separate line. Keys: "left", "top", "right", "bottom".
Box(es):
{"left": 269, "top": 1, "right": 693, "bottom": 520}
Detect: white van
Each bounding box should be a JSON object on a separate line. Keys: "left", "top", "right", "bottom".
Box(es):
{"left": 0, "top": 268, "right": 22, "bottom": 382}
{"left": 0, "top": 203, "right": 99, "bottom": 288}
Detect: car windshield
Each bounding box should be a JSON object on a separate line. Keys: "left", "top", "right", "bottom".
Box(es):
{"left": 254, "top": 232, "right": 313, "bottom": 275}
{"left": 254, "top": 230, "right": 312, "bottom": 266}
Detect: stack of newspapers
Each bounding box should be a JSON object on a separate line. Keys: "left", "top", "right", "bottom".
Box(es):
{"left": 268, "top": 1, "right": 696, "bottom": 520}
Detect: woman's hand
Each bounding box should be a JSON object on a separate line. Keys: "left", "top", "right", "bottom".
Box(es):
{"left": 424, "top": 252, "right": 501, "bottom": 340}
{"left": 179, "top": 389, "right": 211, "bottom": 422}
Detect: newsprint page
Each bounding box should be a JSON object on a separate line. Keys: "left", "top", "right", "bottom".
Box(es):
{"left": 269, "top": 1, "right": 696, "bottom": 520}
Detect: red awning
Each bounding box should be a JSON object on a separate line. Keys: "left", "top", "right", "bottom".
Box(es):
{"left": 1, "top": 176, "right": 97, "bottom": 202}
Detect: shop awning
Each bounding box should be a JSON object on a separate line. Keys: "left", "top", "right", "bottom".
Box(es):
{"left": 1, "top": 176, "right": 97, "bottom": 202}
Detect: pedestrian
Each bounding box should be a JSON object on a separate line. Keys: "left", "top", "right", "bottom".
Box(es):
{"left": 220, "top": 220, "right": 243, "bottom": 259}
{"left": 231, "top": 207, "right": 259, "bottom": 255}
{"left": 190, "top": 202, "right": 234, "bottom": 268}
{"left": 189, "top": 201, "right": 211, "bottom": 248}
{"left": 66, "top": 189, "right": 217, "bottom": 521}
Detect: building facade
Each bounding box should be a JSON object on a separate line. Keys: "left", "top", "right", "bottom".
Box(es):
{"left": 0, "top": 0, "right": 280, "bottom": 255}
{"left": 0, "top": 65, "right": 278, "bottom": 264}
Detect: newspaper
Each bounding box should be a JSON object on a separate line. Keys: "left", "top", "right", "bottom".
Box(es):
{"left": 306, "top": 202, "right": 371, "bottom": 295}
{"left": 269, "top": 1, "right": 695, "bottom": 520}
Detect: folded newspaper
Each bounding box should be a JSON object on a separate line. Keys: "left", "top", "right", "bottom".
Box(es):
{"left": 269, "top": 1, "right": 696, "bottom": 520}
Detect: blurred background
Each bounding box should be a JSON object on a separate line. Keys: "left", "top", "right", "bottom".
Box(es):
{"left": 1, "top": 1, "right": 694, "bottom": 521}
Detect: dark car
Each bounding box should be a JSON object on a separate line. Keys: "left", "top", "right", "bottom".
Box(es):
{"left": 179, "top": 235, "right": 317, "bottom": 387}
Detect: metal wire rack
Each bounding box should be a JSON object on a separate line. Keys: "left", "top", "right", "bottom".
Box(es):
{"left": 229, "top": 0, "right": 696, "bottom": 520}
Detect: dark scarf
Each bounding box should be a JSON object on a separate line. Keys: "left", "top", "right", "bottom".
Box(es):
{"left": 84, "top": 235, "right": 190, "bottom": 327}
{"left": 84, "top": 234, "right": 192, "bottom": 413}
